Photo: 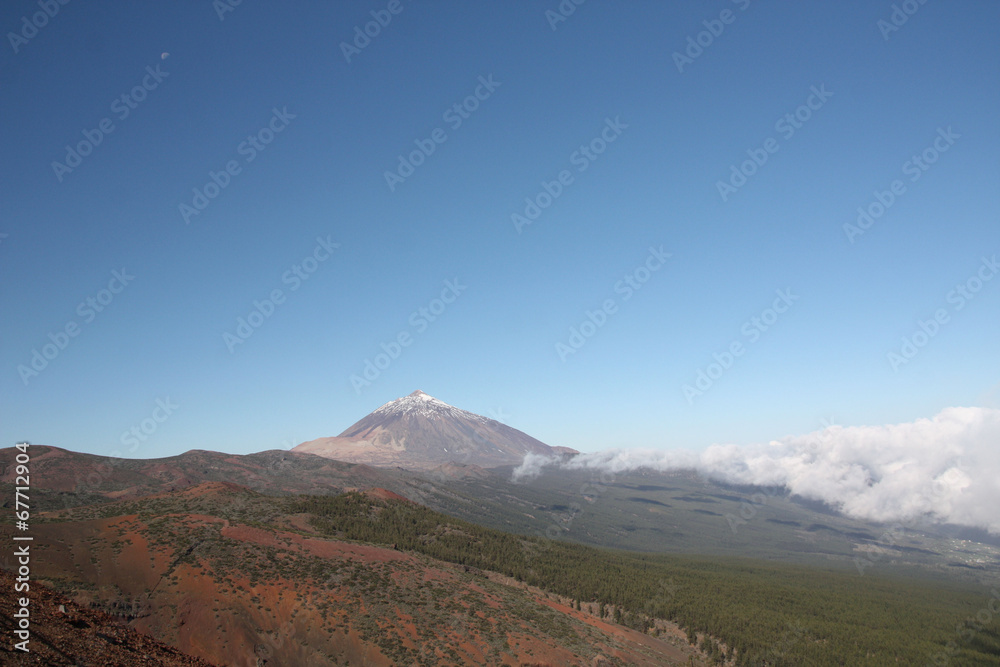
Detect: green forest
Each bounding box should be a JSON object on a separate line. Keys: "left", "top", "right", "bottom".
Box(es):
{"left": 291, "top": 491, "right": 1000, "bottom": 666}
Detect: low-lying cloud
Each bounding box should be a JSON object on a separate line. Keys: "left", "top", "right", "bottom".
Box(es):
{"left": 515, "top": 407, "right": 1000, "bottom": 534}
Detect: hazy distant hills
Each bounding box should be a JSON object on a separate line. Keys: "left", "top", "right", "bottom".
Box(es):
{"left": 0, "top": 445, "right": 409, "bottom": 507}
{"left": 4, "top": 443, "right": 996, "bottom": 578}
{"left": 294, "top": 390, "right": 577, "bottom": 470}
{"left": 4, "top": 430, "right": 1000, "bottom": 664}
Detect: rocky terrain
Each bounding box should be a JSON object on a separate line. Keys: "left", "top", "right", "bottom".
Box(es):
{"left": 294, "top": 390, "right": 577, "bottom": 470}
{"left": 0, "top": 567, "right": 216, "bottom": 666}
{"left": 1, "top": 481, "right": 706, "bottom": 666}
{"left": 3, "top": 440, "right": 998, "bottom": 665}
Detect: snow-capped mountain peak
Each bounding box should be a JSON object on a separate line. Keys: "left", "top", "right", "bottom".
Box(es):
{"left": 370, "top": 390, "right": 487, "bottom": 423}
{"left": 293, "top": 389, "right": 577, "bottom": 470}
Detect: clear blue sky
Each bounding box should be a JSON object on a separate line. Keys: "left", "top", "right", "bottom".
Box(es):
{"left": 2, "top": 1, "right": 998, "bottom": 458}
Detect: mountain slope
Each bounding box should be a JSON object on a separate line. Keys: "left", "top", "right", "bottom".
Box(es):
{"left": 294, "top": 390, "right": 577, "bottom": 469}
{"left": 0, "top": 568, "right": 216, "bottom": 667}
{"left": 8, "top": 482, "right": 999, "bottom": 666}
{"left": 0, "top": 445, "right": 408, "bottom": 510}
{"left": 5, "top": 445, "right": 998, "bottom": 577}
{"left": 3, "top": 482, "right": 703, "bottom": 666}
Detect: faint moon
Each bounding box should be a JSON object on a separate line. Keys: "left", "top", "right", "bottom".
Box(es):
{"left": 161, "top": 52, "right": 169, "bottom": 60}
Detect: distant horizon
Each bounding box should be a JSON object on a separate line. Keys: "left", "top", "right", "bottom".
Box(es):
{"left": 2, "top": 3, "right": 997, "bottom": 484}
{"left": 14, "top": 398, "right": 999, "bottom": 459}
{"left": 14, "top": 398, "right": 1000, "bottom": 536}
{"left": 12, "top": 382, "right": 1000, "bottom": 534}
{"left": 8, "top": 388, "right": 995, "bottom": 457}
{"left": 10, "top": 387, "right": 993, "bottom": 455}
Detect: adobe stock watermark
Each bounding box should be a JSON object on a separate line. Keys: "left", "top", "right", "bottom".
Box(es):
{"left": 179, "top": 106, "right": 296, "bottom": 224}
{"left": 340, "top": 0, "right": 405, "bottom": 63}
{"left": 17, "top": 269, "right": 135, "bottom": 386}
{"left": 887, "top": 254, "right": 997, "bottom": 372}
{"left": 118, "top": 398, "right": 180, "bottom": 456}
{"left": 7, "top": 0, "right": 71, "bottom": 54}
{"left": 511, "top": 116, "right": 627, "bottom": 234}
{"left": 878, "top": 0, "right": 931, "bottom": 41}
{"left": 523, "top": 467, "right": 616, "bottom": 562}
{"left": 59, "top": 400, "right": 174, "bottom": 506}
{"left": 756, "top": 622, "right": 808, "bottom": 664}
{"left": 844, "top": 127, "right": 959, "bottom": 243}
{"left": 544, "top": 0, "right": 586, "bottom": 31}
{"left": 716, "top": 85, "right": 832, "bottom": 202}
{"left": 672, "top": 0, "right": 753, "bottom": 73}
{"left": 412, "top": 406, "right": 513, "bottom": 494}
{"left": 276, "top": 437, "right": 299, "bottom": 452}
{"left": 213, "top": 0, "right": 245, "bottom": 21}
{"left": 643, "top": 576, "right": 682, "bottom": 616}
{"left": 926, "top": 587, "right": 1000, "bottom": 667}
{"left": 456, "top": 406, "right": 513, "bottom": 464}
{"left": 350, "top": 278, "right": 467, "bottom": 393}
{"left": 853, "top": 523, "right": 907, "bottom": 575}
{"left": 724, "top": 486, "right": 784, "bottom": 535}
{"left": 555, "top": 246, "right": 670, "bottom": 362}
{"left": 51, "top": 62, "right": 170, "bottom": 182}
{"left": 683, "top": 288, "right": 799, "bottom": 404}
{"left": 726, "top": 416, "right": 836, "bottom": 534}
{"left": 223, "top": 236, "right": 339, "bottom": 352}
{"left": 384, "top": 74, "right": 501, "bottom": 192}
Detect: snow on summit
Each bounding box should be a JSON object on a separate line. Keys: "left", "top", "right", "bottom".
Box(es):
{"left": 293, "top": 389, "right": 571, "bottom": 469}
{"left": 371, "top": 390, "right": 488, "bottom": 423}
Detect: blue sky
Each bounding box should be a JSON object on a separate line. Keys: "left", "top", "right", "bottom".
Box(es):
{"left": 2, "top": 0, "right": 998, "bottom": 459}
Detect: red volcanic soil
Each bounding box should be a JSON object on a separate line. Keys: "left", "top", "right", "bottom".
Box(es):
{"left": 362, "top": 487, "right": 410, "bottom": 502}
{"left": 0, "top": 568, "right": 216, "bottom": 666}
{"left": 0, "top": 482, "right": 708, "bottom": 666}
{"left": 220, "top": 523, "right": 414, "bottom": 564}
{"left": 535, "top": 596, "right": 691, "bottom": 666}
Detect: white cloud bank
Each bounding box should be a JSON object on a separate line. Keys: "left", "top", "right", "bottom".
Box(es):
{"left": 515, "top": 407, "right": 1000, "bottom": 534}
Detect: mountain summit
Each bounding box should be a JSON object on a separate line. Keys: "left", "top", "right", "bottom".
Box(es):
{"left": 352, "top": 390, "right": 483, "bottom": 423}
{"left": 293, "top": 390, "right": 576, "bottom": 470}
